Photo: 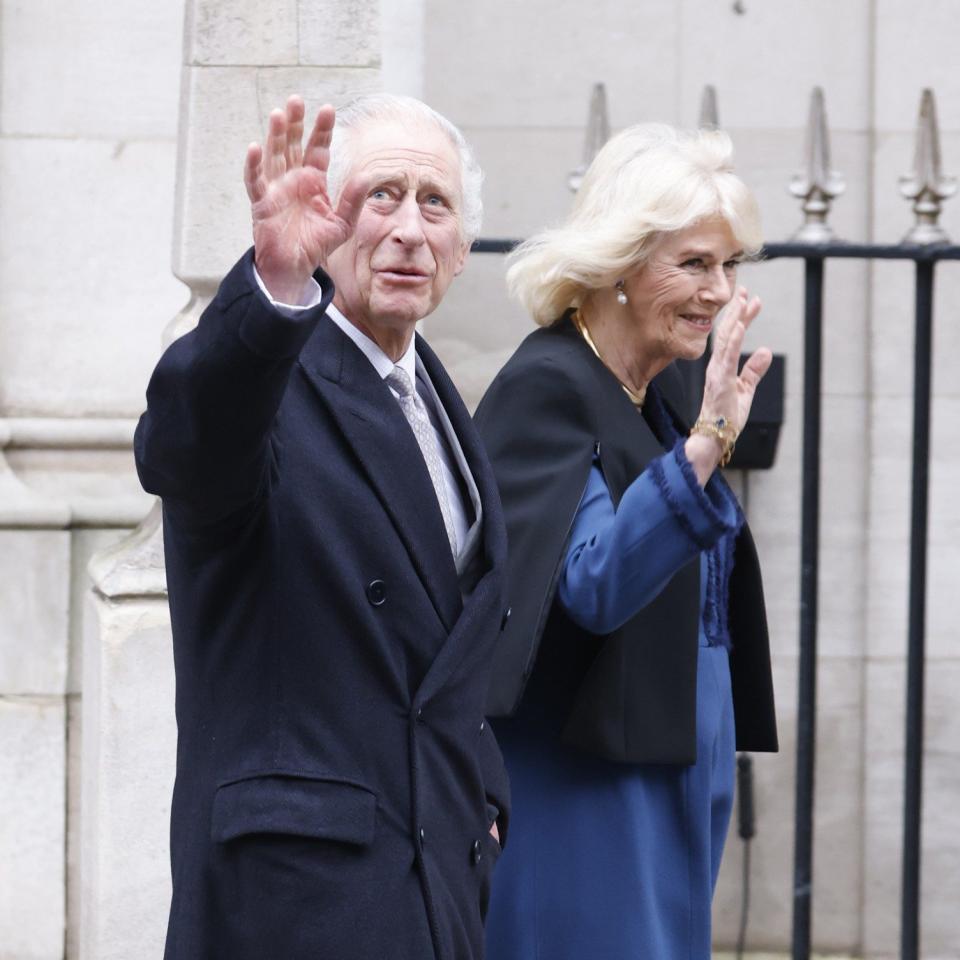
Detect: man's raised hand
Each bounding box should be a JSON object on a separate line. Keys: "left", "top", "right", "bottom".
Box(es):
{"left": 244, "top": 97, "right": 366, "bottom": 304}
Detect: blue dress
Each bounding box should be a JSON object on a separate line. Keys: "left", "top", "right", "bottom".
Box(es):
{"left": 485, "top": 424, "right": 743, "bottom": 960}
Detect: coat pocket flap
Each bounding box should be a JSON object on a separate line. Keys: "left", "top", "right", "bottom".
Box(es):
{"left": 211, "top": 774, "right": 377, "bottom": 845}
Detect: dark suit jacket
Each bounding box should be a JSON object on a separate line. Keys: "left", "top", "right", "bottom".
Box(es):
{"left": 474, "top": 314, "right": 777, "bottom": 763}
{"left": 135, "top": 251, "right": 510, "bottom": 960}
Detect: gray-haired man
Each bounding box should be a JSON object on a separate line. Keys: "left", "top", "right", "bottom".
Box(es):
{"left": 135, "top": 94, "right": 509, "bottom": 960}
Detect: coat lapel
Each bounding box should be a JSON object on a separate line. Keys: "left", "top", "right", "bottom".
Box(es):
{"left": 297, "top": 320, "right": 462, "bottom": 633}
{"left": 412, "top": 340, "right": 508, "bottom": 705}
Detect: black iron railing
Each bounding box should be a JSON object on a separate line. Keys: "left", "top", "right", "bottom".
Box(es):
{"left": 471, "top": 236, "right": 958, "bottom": 960}
{"left": 762, "top": 241, "right": 957, "bottom": 960}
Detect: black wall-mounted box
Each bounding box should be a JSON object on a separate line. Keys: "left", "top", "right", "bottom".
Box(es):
{"left": 728, "top": 353, "right": 785, "bottom": 471}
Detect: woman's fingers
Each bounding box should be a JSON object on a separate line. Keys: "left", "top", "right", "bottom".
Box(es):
{"left": 736, "top": 347, "right": 773, "bottom": 426}
{"left": 719, "top": 289, "right": 761, "bottom": 361}
{"left": 726, "top": 293, "right": 763, "bottom": 379}
{"left": 699, "top": 288, "right": 770, "bottom": 432}
{"left": 739, "top": 346, "right": 773, "bottom": 394}
{"left": 742, "top": 294, "right": 762, "bottom": 328}
{"left": 712, "top": 288, "right": 748, "bottom": 374}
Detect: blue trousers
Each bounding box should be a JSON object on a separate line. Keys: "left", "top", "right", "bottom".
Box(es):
{"left": 485, "top": 641, "right": 735, "bottom": 960}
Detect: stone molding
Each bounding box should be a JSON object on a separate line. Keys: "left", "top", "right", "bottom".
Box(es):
{"left": 0, "top": 421, "right": 71, "bottom": 528}
{"left": 1, "top": 417, "right": 148, "bottom": 529}
{"left": 3, "top": 418, "right": 138, "bottom": 449}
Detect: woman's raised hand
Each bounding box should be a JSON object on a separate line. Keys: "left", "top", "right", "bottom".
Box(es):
{"left": 243, "top": 96, "right": 367, "bottom": 304}
{"left": 698, "top": 287, "right": 772, "bottom": 436}
{"left": 684, "top": 287, "right": 772, "bottom": 484}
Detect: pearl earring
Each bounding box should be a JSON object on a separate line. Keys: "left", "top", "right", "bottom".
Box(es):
{"left": 615, "top": 280, "right": 628, "bottom": 305}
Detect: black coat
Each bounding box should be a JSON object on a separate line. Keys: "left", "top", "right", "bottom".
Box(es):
{"left": 474, "top": 315, "right": 777, "bottom": 764}
{"left": 135, "top": 251, "right": 510, "bottom": 960}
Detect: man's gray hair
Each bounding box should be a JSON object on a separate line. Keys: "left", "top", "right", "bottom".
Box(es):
{"left": 326, "top": 94, "right": 483, "bottom": 244}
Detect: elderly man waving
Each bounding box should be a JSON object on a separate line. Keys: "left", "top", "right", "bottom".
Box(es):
{"left": 135, "top": 94, "right": 509, "bottom": 960}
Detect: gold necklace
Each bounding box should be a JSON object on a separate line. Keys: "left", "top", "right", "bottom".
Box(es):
{"left": 571, "top": 310, "right": 647, "bottom": 408}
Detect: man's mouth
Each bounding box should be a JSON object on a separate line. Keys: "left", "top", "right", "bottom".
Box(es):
{"left": 377, "top": 266, "right": 431, "bottom": 283}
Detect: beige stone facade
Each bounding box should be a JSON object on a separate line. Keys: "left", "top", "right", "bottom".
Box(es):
{"left": 1, "top": 1, "right": 958, "bottom": 958}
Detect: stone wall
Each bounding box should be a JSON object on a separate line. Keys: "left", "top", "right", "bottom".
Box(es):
{"left": 0, "top": 0, "right": 184, "bottom": 956}
{"left": 1, "top": 1, "right": 958, "bottom": 958}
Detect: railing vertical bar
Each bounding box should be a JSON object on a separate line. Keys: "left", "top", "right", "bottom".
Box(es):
{"left": 792, "top": 256, "right": 824, "bottom": 960}
{"left": 900, "top": 259, "right": 934, "bottom": 960}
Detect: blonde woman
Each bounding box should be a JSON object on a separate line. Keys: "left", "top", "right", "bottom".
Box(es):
{"left": 476, "top": 125, "right": 778, "bottom": 960}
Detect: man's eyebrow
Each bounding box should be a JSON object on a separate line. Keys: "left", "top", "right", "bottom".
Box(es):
{"left": 366, "top": 172, "right": 408, "bottom": 188}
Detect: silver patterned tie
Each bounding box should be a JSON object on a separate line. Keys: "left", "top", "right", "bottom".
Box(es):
{"left": 385, "top": 366, "right": 458, "bottom": 556}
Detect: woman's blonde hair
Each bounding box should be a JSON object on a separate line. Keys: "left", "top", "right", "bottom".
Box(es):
{"left": 506, "top": 124, "right": 762, "bottom": 326}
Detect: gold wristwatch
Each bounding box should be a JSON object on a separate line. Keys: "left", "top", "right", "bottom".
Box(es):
{"left": 690, "top": 416, "right": 738, "bottom": 468}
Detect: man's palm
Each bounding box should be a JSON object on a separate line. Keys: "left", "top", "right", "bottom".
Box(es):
{"left": 244, "top": 98, "right": 365, "bottom": 303}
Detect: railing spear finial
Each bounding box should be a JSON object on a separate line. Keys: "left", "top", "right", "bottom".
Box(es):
{"left": 699, "top": 85, "right": 719, "bottom": 130}
{"left": 899, "top": 88, "right": 956, "bottom": 244}
{"left": 568, "top": 83, "right": 610, "bottom": 193}
{"left": 789, "top": 87, "right": 846, "bottom": 243}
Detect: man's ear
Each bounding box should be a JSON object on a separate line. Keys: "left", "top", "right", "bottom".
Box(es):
{"left": 453, "top": 239, "right": 471, "bottom": 277}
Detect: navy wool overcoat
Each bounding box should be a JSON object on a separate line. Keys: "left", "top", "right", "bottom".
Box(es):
{"left": 134, "top": 251, "right": 510, "bottom": 960}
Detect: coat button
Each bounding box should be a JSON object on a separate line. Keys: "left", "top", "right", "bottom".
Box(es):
{"left": 416, "top": 706, "right": 424, "bottom": 721}
{"left": 366, "top": 580, "right": 387, "bottom": 606}
{"left": 472, "top": 839, "right": 482, "bottom": 865}
{"left": 500, "top": 607, "right": 511, "bottom": 630}
{"left": 419, "top": 827, "right": 426, "bottom": 848}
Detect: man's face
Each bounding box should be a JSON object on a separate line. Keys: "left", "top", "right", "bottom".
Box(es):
{"left": 325, "top": 118, "right": 470, "bottom": 341}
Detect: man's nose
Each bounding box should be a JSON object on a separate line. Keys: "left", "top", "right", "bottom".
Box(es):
{"left": 390, "top": 194, "right": 427, "bottom": 246}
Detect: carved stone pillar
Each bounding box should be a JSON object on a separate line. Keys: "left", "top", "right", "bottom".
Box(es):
{"left": 81, "top": 2, "right": 383, "bottom": 957}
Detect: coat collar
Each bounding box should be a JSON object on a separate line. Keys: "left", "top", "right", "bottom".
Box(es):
{"left": 552, "top": 315, "right": 694, "bottom": 503}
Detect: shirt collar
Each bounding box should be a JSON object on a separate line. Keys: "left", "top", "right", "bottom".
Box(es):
{"left": 325, "top": 302, "right": 417, "bottom": 387}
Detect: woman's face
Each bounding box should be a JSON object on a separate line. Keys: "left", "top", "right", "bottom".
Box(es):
{"left": 622, "top": 218, "right": 743, "bottom": 364}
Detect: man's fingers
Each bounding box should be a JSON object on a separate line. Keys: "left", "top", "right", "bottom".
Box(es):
{"left": 285, "top": 95, "right": 305, "bottom": 169}
{"left": 244, "top": 143, "right": 267, "bottom": 204}
{"left": 304, "top": 104, "right": 336, "bottom": 173}
{"left": 739, "top": 347, "right": 773, "bottom": 393}
{"left": 264, "top": 109, "right": 288, "bottom": 181}
{"left": 333, "top": 172, "right": 371, "bottom": 232}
